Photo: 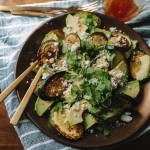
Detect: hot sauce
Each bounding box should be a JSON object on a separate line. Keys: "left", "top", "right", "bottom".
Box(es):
{"left": 102, "top": 0, "right": 143, "bottom": 22}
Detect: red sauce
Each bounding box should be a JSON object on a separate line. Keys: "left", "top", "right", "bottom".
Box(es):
{"left": 103, "top": 0, "right": 141, "bottom": 22}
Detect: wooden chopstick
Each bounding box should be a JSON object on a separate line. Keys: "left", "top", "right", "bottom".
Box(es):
{"left": 0, "top": 60, "right": 38, "bottom": 103}
{"left": 10, "top": 67, "right": 42, "bottom": 125}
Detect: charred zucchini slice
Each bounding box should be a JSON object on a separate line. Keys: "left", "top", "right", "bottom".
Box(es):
{"left": 63, "top": 33, "right": 80, "bottom": 51}
{"left": 130, "top": 49, "right": 150, "bottom": 81}
{"left": 50, "top": 108, "right": 83, "bottom": 140}
{"left": 108, "top": 33, "right": 131, "bottom": 49}
{"left": 88, "top": 32, "right": 107, "bottom": 49}
{"left": 38, "top": 40, "right": 60, "bottom": 66}
{"left": 92, "top": 55, "right": 110, "bottom": 71}
{"left": 38, "top": 71, "right": 67, "bottom": 100}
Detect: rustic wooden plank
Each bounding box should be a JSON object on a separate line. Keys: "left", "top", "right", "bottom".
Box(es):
{"left": 0, "top": 102, "right": 23, "bottom": 150}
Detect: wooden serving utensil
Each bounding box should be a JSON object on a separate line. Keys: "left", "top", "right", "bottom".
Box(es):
{"left": 0, "top": 60, "right": 38, "bottom": 103}
{"left": 10, "top": 67, "right": 42, "bottom": 125}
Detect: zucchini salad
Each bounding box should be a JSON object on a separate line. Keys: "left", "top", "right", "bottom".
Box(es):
{"left": 33, "top": 11, "right": 150, "bottom": 140}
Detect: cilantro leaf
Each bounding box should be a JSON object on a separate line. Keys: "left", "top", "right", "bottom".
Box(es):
{"left": 97, "top": 124, "right": 110, "bottom": 136}
{"left": 54, "top": 102, "right": 64, "bottom": 112}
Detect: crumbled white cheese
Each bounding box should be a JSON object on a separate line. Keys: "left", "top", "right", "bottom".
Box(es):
{"left": 97, "top": 62, "right": 109, "bottom": 69}
{"left": 111, "top": 77, "right": 118, "bottom": 89}
{"left": 63, "top": 84, "right": 72, "bottom": 97}
{"left": 42, "top": 72, "right": 49, "bottom": 80}
{"left": 62, "top": 80, "right": 68, "bottom": 87}
{"left": 90, "top": 129, "right": 94, "bottom": 134}
{"left": 45, "top": 59, "right": 49, "bottom": 62}
{"left": 49, "top": 58, "right": 54, "bottom": 63}
{"left": 60, "top": 59, "right": 68, "bottom": 71}
{"left": 116, "top": 36, "right": 122, "bottom": 42}
{"left": 115, "top": 72, "right": 124, "bottom": 78}
{"left": 89, "top": 78, "right": 98, "bottom": 85}
{"left": 121, "top": 115, "right": 133, "bottom": 122}
{"left": 64, "top": 104, "right": 70, "bottom": 109}
{"left": 84, "top": 60, "right": 90, "bottom": 66}
{"left": 48, "top": 52, "right": 52, "bottom": 56}
{"left": 110, "top": 27, "right": 116, "bottom": 32}
{"left": 30, "top": 62, "right": 34, "bottom": 66}
{"left": 70, "top": 42, "right": 80, "bottom": 52}
{"left": 121, "top": 112, "right": 133, "bottom": 122}
{"left": 54, "top": 42, "right": 59, "bottom": 46}
{"left": 80, "top": 32, "right": 89, "bottom": 39}
{"left": 83, "top": 95, "right": 90, "bottom": 100}
{"left": 42, "top": 64, "right": 46, "bottom": 68}
{"left": 125, "top": 112, "right": 132, "bottom": 116}
{"left": 51, "top": 63, "right": 56, "bottom": 68}
{"left": 72, "top": 102, "right": 80, "bottom": 111}
{"left": 94, "top": 58, "right": 109, "bottom": 69}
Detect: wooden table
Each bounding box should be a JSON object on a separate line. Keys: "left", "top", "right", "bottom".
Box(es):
{"left": 0, "top": 0, "right": 150, "bottom": 150}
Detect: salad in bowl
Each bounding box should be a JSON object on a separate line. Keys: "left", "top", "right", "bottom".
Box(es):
{"left": 32, "top": 11, "right": 150, "bottom": 140}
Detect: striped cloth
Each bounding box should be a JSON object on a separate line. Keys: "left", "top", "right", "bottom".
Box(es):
{"left": 0, "top": 0, "right": 150, "bottom": 149}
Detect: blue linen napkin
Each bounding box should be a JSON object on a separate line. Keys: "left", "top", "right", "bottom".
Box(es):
{"left": 0, "top": 0, "right": 150, "bottom": 149}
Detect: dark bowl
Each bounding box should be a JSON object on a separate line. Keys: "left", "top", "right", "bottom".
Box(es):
{"left": 15, "top": 12, "right": 150, "bottom": 149}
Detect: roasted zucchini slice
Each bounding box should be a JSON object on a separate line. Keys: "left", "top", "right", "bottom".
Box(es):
{"left": 38, "top": 71, "right": 67, "bottom": 100}
{"left": 108, "top": 33, "right": 131, "bottom": 49}
{"left": 130, "top": 49, "right": 150, "bottom": 81}
{"left": 92, "top": 55, "right": 110, "bottom": 71}
{"left": 38, "top": 40, "right": 60, "bottom": 66}
{"left": 63, "top": 33, "right": 80, "bottom": 52}
{"left": 88, "top": 32, "right": 107, "bottom": 49}
{"left": 50, "top": 108, "right": 83, "bottom": 140}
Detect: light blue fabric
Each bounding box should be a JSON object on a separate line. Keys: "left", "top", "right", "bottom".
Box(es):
{"left": 0, "top": 0, "right": 150, "bottom": 149}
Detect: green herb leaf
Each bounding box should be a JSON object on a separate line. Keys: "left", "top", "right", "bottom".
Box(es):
{"left": 54, "top": 102, "right": 64, "bottom": 112}
{"left": 97, "top": 124, "right": 110, "bottom": 136}
{"left": 88, "top": 106, "right": 101, "bottom": 116}
{"left": 71, "top": 85, "right": 80, "bottom": 97}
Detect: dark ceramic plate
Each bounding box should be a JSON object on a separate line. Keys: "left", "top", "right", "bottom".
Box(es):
{"left": 15, "top": 12, "right": 150, "bottom": 149}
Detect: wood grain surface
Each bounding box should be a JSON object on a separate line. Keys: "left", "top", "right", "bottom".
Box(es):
{"left": 0, "top": 0, "right": 150, "bottom": 150}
